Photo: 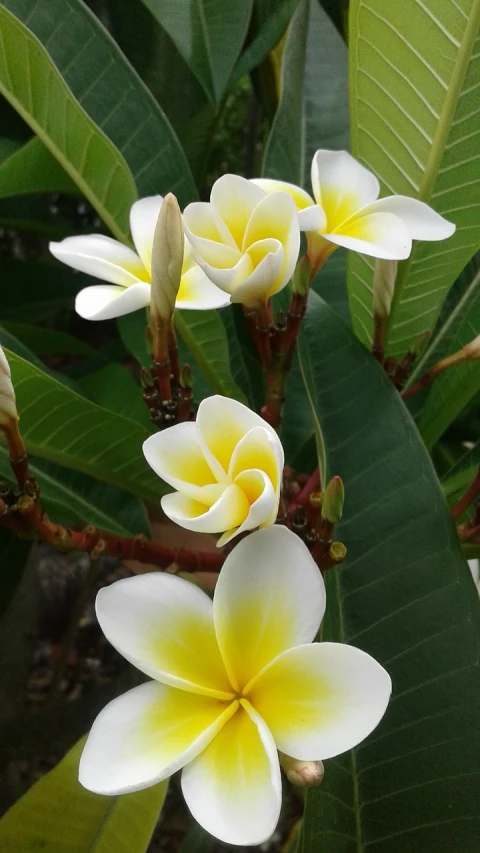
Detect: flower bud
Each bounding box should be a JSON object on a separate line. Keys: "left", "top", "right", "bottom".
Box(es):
{"left": 372, "top": 259, "right": 398, "bottom": 319}
{"left": 292, "top": 255, "right": 311, "bottom": 296}
{"left": 280, "top": 754, "right": 324, "bottom": 788}
{"left": 463, "top": 334, "right": 480, "bottom": 361}
{"left": 150, "top": 193, "right": 184, "bottom": 321}
{"left": 0, "top": 345, "right": 18, "bottom": 426}
{"left": 321, "top": 475, "right": 344, "bottom": 524}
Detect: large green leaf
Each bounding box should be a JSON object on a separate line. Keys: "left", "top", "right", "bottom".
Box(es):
{"left": 0, "top": 260, "right": 84, "bottom": 323}
{"left": 297, "top": 293, "right": 480, "bottom": 851}
{"left": 232, "top": 0, "right": 298, "bottom": 82}
{"left": 0, "top": 136, "right": 77, "bottom": 198}
{"left": 6, "top": 349, "right": 165, "bottom": 502}
{"left": 0, "top": 6, "right": 137, "bottom": 243}
{"left": 262, "top": 0, "right": 348, "bottom": 186}
{"left": 0, "top": 738, "right": 168, "bottom": 853}
{"left": 140, "top": 0, "right": 254, "bottom": 106}
{"left": 4, "top": 0, "right": 197, "bottom": 206}
{"left": 417, "top": 282, "right": 480, "bottom": 448}
{"left": 348, "top": 0, "right": 480, "bottom": 358}
{"left": 0, "top": 449, "right": 149, "bottom": 537}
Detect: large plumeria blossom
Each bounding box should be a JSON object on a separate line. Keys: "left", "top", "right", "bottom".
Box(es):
{"left": 143, "top": 395, "right": 283, "bottom": 547}
{"left": 79, "top": 526, "right": 391, "bottom": 846}
{"left": 253, "top": 149, "right": 455, "bottom": 267}
{"left": 182, "top": 174, "right": 300, "bottom": 308}
{"left": 49, "top": 196, "right": 230, "bottom": 320}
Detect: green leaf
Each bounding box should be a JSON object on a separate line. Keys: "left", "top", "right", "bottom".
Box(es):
{"left": 262, "top": 0, "right": 349, "bottom": 186}
{"left": 296, "top": 293, "right": 480, "bottom": 851}
{"left": 0, "top": 136, "right": 77, "bottom": 198}
{"left": 0, "top": 197, "right": 76, "bottom": 239}
{"left": 79, "top": 363, "right": 152, "bottom": 429}
{"left": 1, "top": 322, "right": 98, "bottom": 358}
{"left": 5, "top": 349, "right": 165, "bottom": 502}
{"left": 418, "top": 276, "right": 480, "bottom": 448}
{"left": 233, "top": 0, "right": 298, "bottom": 82}
{"left": 4, "top": 0, "right": 197, "bottom": 206}
{"left": 175, "top": 310, "right": 248, "bottom": 403}
{"left": 0, "top": 6, "right": 137, "bottom": 243}
{"left": 0, "top": 449, "right": 150, "bottom": 537}
{"left": 348, "top": 0, "right": 480, "bottom": 358}
{"left": 0, "top": 737, "right": 168, "bottom": 853}
{"left": 0, "top": 260, "right": 84, "bottom": 323}
{"left": 140, "top": 0, "right": 254, "bottom": 106}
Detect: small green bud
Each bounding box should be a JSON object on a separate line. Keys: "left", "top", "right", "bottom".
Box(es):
{"left": 321, "top": 476, "right": 344, "bottom": 524}
{"left": 180, "top": 363, "right": 194, "bottom": 390}
{"left": 372, "top": 259, "right": 398, "bottom": 319}
{"left": 291, "top": 255, "right": 311, "bottom": 296}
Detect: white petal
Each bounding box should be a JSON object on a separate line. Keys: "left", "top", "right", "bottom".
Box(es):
{"left": 177, "top": 264, "right": 231, "bottom": 310}
{"left": 161, "top": 485, "right": 250, "bottom": 538}
{"left": 242, "top": 192, "right": 300, "bottom": 290}
{"left": 228, "top": 425, "right": 283, "bottom": 492}
{"left": 361, "top": 195, "right": 456, "bottom": 241}
{"left": 80, "top": 680, "right": 238, "bottom": 794}
{"left": 211, "top": 174, "right": 266, "bottom": 249}
{"left": 183, "top": 201, "right": 238, "bottom": 252}
{"left": 49, "top": 235, "right": 147, "bottom": 285}
{"left": 96, "top": 573, "right": 233, "bottom": 697}
{"left": 249, "top": 643, "right": 391, "bottom": 760}
{"left": 298, "top": 205, "right": 328, "bottom": 232}
{"left": 193, "top": 253, "right": 253, "bottom": 295}
{"left": 213, "top": 526, "right": 326, "bottom": 692}
{"left": 143, "top": 422, "right": 221, "bottom": 504}
{"left": 251, "top": 178, "right": 325, "bottom": 232}
{"left": 311, "top": 149, "right": 379, "bottom": 227}
{"left": 229, "top": 469, "right": 277, "bottom": 538}
{"left": 231, "top": 239, "right": 284, "bottom": 306}
{"left": 324, "top": 211, "right": 412, "bottom": 260}
{"left": 75, "top": 282, "right": 151, "bottom": 320}
{"left": 181, "top": 701, "right": 282, "bottom": 846}
{"left": 196, "top": 395, "right": 278, "bottom": 481}
{"left": 130, "top": 195, "right": 163, "bottom": 271}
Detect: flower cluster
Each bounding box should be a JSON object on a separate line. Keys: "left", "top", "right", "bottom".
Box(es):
{"left": 80, "top": 526, "right": 391, "bottom": 845}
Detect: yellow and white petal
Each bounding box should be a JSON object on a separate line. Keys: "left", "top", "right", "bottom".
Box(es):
{"left": 194, "top": 253, "right": 254, "bottom": 295}
{"left": 251, "top": 178, "right": 325, "bottom": 231}
{"left": 360, "top": 195, "right": 456, "bottom": 241}
{"left": 143, "top": 422, "right": 220, "bottom": 503}
{"left": 80, "top": 680, "right": 238, "bottom": 794}
{"left": 177, "top": 264, "right": 231, "bottom": 310}
{"left": 96, "top": 573, "right": 234, "bottom": 697}
{"left": 311, "top": 149, "right": 379, "bottom": 227}
{"left": 232, "top": 239, "right": 284, "bottom": 306}
{"left": 229, "top": 426, "right": 283, "bottom": 493}
{"left": 324, "top": 211, "right": 412, "bottom": 260}
{"left": 249, "top": 643, "right": 391, "bottom": 760}
{"left": 211, "top": 174, "right": 266, "bottom": 249}
{"left": 213, "top": 526, "right": 326, "bottom": 692}
{"left": 216, "top": 470, "right": 277, "bottom": 548}
{"left": 161, "top": 485, "right": 250, "bottom": 539}
{"left": 49, "top": 235, "right": 147, "bottom": 285}
{"left": 130, "top": 195, "right": 163, "bottom": 271}
{"left": 183, "top": 201, "right": 238, "bottom": 250}
{"left": 181, "top": 700, "right": 281, "bottom": 846}
{"left": 196, "top": 395, "right": 278, "bottom": 480}
{"left": 242, "top": 192, "right": 300, "bottom": 289}
{"left": 75, "top": 282, "right": 151, "bottom": 320}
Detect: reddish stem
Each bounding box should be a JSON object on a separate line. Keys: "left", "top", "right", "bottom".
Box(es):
{"left": 401, "top": 372, "right": 434, "bottom": 401}
{"left": 451, "top": 467, "right": 480, "bottom": 520}
{"left": 372, "top": 314, "right": 386, "bottom": 365}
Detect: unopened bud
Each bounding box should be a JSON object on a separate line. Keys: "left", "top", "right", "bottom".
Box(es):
{"left": 322, "top": 476, "right": 344, "bottom": 524}
{"left": 0, "top": 345, "right": 18, "bottom": 426}
{"left": 372, "top": 259, "right": 398, "bottom": 319}
{"left": 463, "top": 334, "right": 480, "bottom": 361}
{"left": 280, "top": 754, "right": 324, "bottom": 788}
{"left": 179, "top": 363, "right": 193, "bottom": 390}
{"left": 150, "top": 193, "right": 184, "bottom": 321}
{"left": 291, "top": 255, "right": 311, "bottom": 296}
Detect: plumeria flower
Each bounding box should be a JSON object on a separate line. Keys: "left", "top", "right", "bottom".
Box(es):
{"left": 182, "top": 174, "right": 300, "bottom": 308}
{"left": 79, "top": 526, "right": 391, "bottom": 846}
{"left": 49, "top": 196, "right": 230, "bottom": 320}
{"left": 253, "top": 149, "right": 455, "bottom": 270}
{"left": 143, "top": 395, "right": 283, "bottom": 547}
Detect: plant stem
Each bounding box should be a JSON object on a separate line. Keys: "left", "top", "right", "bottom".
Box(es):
{"left": 451, "top": 467, "right": 480, "bottom": 520}
{"left": 372, "top": 314, "right": 386, "bottom": 364}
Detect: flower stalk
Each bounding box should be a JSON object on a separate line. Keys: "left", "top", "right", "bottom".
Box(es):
{"left": 402, "top": 334, "right": 480, "bottom": 401}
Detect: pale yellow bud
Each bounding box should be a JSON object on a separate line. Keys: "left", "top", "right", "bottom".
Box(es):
{"left": 463, "top": 334, "right": 480, "bottom": 361}
{"left": 150, "top": 193, "right": 184, "bottom": 321}
{"left": 372, "top": 259, "right": 398, "bottom": 319}
{"left": 0, "top": 345, "right": 18, "bottom": 426}
{"left": 280, "top": 754, "right": 324, "bottom": 788}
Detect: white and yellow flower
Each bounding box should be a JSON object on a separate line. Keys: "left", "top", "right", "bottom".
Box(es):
{"left": 253, "top": 149, "right": 455, "bottom": 268}
{"left": 49, "top": 196, "right": 230, "bottom": 320}
{"left": 143, "top": 395, "right": 284, "bottom": 547}
{"left": 0, "top": 344, "right": 17, "bottom": 426}
{"left": 79, "top": 526, "right": 391, "bottom": 846}
{"left": 182, "top": 174, "right": 300, "bottom": 308}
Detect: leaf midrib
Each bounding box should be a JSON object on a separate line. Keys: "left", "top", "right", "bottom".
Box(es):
{"left": 387, "top": 0, "right": 480, "bottom": 341}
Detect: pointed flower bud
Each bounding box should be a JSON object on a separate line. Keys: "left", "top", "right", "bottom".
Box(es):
{"left": 150, "top": 193, "right": 185, "bottom": 322}
{"left": 0, "top": 345, "right": 18, "bottom": 426}
{"left": 292, "top": 254, "right": 311, "bottom": 296}
{"left": 463, "top": 333, "right": 480, "bottom": 361}
{"left": 372, "top": 259, "right": 398, "bottom": 320}
{"left": 321, "top": 476, "right": 344, "bottom": 524}
{"left": 280, "top": 754, "right": 324, "bottom": 788}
